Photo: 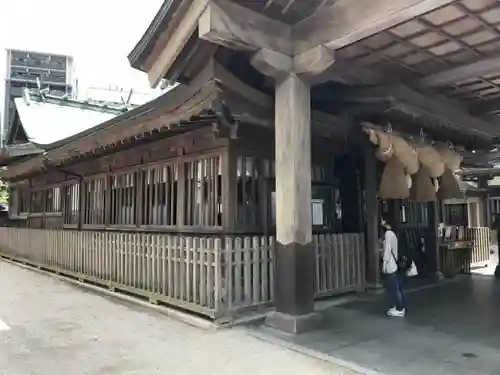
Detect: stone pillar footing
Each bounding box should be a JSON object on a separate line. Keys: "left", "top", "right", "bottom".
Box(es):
{"left": 495, "top": 265, "right": 500, "bottom": 278}
{"left": 265, "top": 311, "right": 322, "bottom": 334}
{"left": 434, "top": 271, "right": 445, "bottom": 281}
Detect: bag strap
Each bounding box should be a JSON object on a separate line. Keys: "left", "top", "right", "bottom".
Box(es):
{"left": 390, "top": 249, "right": 398, "bottom": 263}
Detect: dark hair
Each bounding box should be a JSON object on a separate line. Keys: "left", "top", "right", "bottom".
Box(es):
{"left": 382, "top": 215, "right": 397, "bottom": 232}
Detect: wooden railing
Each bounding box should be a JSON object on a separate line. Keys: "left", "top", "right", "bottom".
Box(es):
{"left": 0, "top": 228, "right": 366, "bottom": 322}
{"left": 313, "top": 233, "right": 366, "bottom": 297}
{"left": 466, "top": 227, "right": 491, "bottom": 265}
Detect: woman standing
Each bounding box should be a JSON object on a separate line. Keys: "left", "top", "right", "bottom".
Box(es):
{"left": 381, "top": 217, "right": 406, "bottom": 317}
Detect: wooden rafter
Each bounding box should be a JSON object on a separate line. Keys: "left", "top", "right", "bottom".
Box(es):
{"left": 418, "top": 54, "right": 500, "bottom": 88}
{"left": 293, "top": 0, "right": 459, "bottom": 53}
{"left": 148, "top": 0, "right": 210, "bottom": 87}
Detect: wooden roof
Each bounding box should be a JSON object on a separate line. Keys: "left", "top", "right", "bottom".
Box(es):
{"left": 0, "top": 66, "right": 219, "bottom": 181}
{"left": 129, "top": 0, "right": 500, "bottom": 153}
{"left": 0, "top": 59, "right": 351, "bottom": 181}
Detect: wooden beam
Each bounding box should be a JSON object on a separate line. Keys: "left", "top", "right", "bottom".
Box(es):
{"left": 419, "top": 55, "right": 500, "bottom": 88}
{"left": 250, "top": 46, "right": 335, "bottom": 80}
{"left": 250, "top": 49, "right": 293, "bottom": 79}
{"left": 213, "top": 61, "right": 347, "bottom": 138}
{"left": 147, "top": 0, "right": 209, "bottom": 88}
{"left": 293, "top": 45, "right": 336, "bottom": 76}
{"left": 293, "top": 0, "right": 458, "bottom": 54}
{"left": 198, "top": 0, "right": 292, "bottom": 55}
{"left": 355, "top": 84, "right": 498, "bottom": 138}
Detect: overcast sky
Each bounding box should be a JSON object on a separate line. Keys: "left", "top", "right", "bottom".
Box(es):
{"left": 0, "top": 0, "right": 163, "bottom": 107}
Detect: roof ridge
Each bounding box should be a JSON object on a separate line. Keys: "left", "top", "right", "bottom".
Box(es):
{"left": 23, "top": 88, "right": 136, "bottom": 114}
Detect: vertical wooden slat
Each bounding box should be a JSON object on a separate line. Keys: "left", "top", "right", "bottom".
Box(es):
{"left": 269, "top": 236, "right": 275, "bottom": 301}
{"left": 160, "top": 235, "right": 167, "bottom": 295}
{"left": 225, "top": 237, "right": 233, "bottom": 310}
{"left": 252, "top": 237, "right": 260, "bottom": 304}
{"left": 168, "top": 235, "right": 174, "bottom": 298}
{"left": 185, "top": 237, "right": 193, "bottom": 303}
{"left": 243, "top": 237, "right": 252, "bottom": 305}
{"left": 234, "top": 237, "right": 243, "bottom": 304}
{"left": 206, "top": 237, "right": 215, "bottom": 309}
{"left": 260, "top": 236, "right": 269, "bottom": 302}
{"left": 199, "top": 238, "right": 207, "bottom": 306}
{"left": 177, "top": 236, "right": 185, "bottom": 300}
{"left": 148, "top": 234, "right": 154, "bottom": 292}
{"left": 214, "top": 238, "right": 223, "bottom": 315}
{"left": 192, "top": 237, "right": 199, "bottom": 304}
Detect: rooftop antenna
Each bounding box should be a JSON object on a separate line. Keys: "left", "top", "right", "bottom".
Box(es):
{"left": 126, "top": 89, "right": 133, "bottom": 105}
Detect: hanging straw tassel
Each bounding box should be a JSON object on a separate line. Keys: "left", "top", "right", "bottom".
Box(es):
{"left": 378, "top": 156, "right": 409, "bottom": 199}
{"left": 363, "top": 127, "right": 379, "bottom": 145}
{"left": 437, "top": 168, "right": 463, "bottom": 199}
{"left": 409, "top": 164, "right": 436, "bottom": 202}
{"left": 437, "top": 146, "right": 462, "bottom": 172}
{"left": 393, "top": 135, "right": 419, "bottom": 175}
{"left": 375, "top": 131, "right": 394, "bottom": 162}
{"left": 417, "top": 145, "right": 445, "bottom": 178}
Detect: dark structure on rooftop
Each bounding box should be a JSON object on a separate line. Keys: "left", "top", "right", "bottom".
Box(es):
{"left": 2, "top": 49, "right": 75, "bottom": 145}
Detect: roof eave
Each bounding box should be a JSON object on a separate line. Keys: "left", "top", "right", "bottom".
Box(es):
{"left": 127, "top": 0, "right": 175, "bottom": 71}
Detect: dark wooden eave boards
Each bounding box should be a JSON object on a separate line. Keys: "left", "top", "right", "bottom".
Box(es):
{"left": 129, "top": 0, "right": 500, "bottom": 150}
{"left": 335, "top": 83, "right": 498, "bottom": 147}
{"left": 0, "top": 63, "right": 219, "bottom": 181}
{"left": 128, "top": 0, "right": 181, "bottom": 71}
{"left": 0, "top": 60, "right": 350, "bottom": 181}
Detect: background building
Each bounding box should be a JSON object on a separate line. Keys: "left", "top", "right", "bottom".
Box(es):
{"left": 2, "top": 49, "right": 75, "bottom": 144}
{"left": 79, "top": 84, "right": 162, "bottom": 106}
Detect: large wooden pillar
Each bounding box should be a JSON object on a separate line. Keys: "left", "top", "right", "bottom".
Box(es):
{"left": 252, "top": 53, "right": 335, "bottom": 332}
{"left": 198, "top": 0, "right": 335, "bottom": 333}
{"left": 273, "top": 73, "right": 316, "bottom": 325}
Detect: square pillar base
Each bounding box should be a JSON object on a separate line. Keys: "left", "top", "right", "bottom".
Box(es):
{"left": 265, "top": 311, "right": 322, "bottom": 334}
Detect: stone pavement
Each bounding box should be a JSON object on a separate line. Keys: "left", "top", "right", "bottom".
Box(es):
{"left": 250, "top": 276, "right": 500, "bottom": 375}
{"left": 0, "top": 260, "right": 358, "bottom": 375}
{"left": 472, "top": 243, "right": 497, "bottom": 277}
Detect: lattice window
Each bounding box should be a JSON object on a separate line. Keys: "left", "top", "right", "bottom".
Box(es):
{"left": 83, "top": 177, "right": 106, "bottom": 225}
{"left": 30, "top": 190, "right": 44, "bottom": 213}
{"left": 184, "top": 155, "right": 222, "bottom": 227}
{"left": 141, "top": 163, "right": 178, "bottom": 226}
{"left": 236, "top": 156, "right": 261, "bottom": 228}
{"left": 62, "top": 182, "right": 80, "bottom": 225}
{"left": 400, "top": 202, "right": 429, "bottom": 225}
{"left": 110, "top": 171, "right": 137, "bottom": 226}
{"left": 44, "top": 187, "right": 61, "bottom": 213}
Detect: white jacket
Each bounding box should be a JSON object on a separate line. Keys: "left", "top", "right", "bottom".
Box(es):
{"left": 382, "top": 230, "right": 398, "bottom": 274}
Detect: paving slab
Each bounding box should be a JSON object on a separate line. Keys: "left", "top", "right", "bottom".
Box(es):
{"left": 0, "top": 261, "right": 359, "bottom": 375}
{"left": 250, "top": 276, "right": 500, "bottom": 375}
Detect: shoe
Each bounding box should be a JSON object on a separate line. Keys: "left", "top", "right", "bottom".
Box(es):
{"left": 387, "top": 308, "right": 405, "bottom": 317}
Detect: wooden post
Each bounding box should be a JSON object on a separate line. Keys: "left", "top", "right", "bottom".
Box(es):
{"left": 267, "top": 73, "right": 320, "bottom": 333}
{"left": 478, "top": 176, "right": 490, "bottom": 228}
{"left": 176, "top": 157, "right": 186, "bottom": 228}
{"left": 363, "top": 145, "right": 380, "bottom": 287}
{"left": 199, "top": 6, "right": 335, "bottom": 330}
{"left": 427, "top": 201, "right": 440, "bottom": 277}
{"left": 222, "top": 144, "right": 237, "bottom": 233}
{"left": 77, "top": 178, "right": 84, "bottom": 231}
{"left": 338, "top": 156, "right": 362, "bottom": 232}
